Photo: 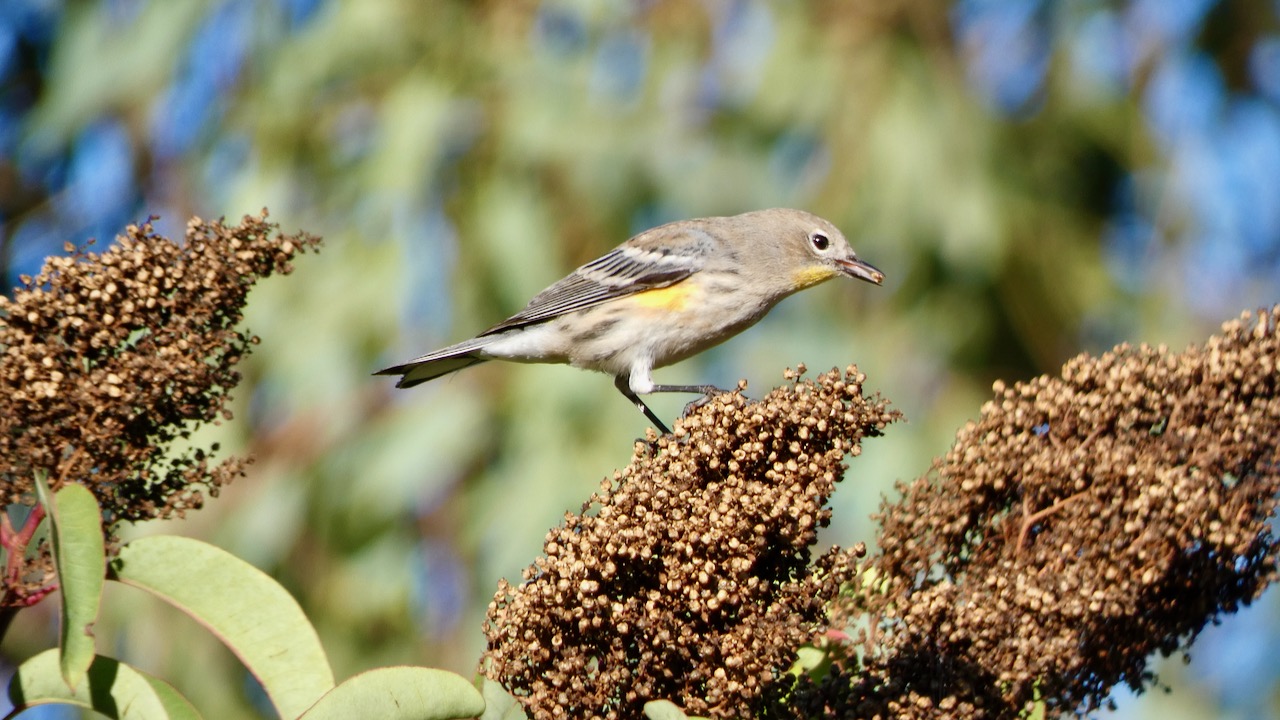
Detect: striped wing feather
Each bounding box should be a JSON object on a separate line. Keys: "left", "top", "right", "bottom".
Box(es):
{"left": 478, "top": 226, "right": 713, "bottom": 335}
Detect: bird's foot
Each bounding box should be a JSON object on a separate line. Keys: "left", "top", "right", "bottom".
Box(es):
{"left": 675, "top": 380, "right": 750, "bottom": 418}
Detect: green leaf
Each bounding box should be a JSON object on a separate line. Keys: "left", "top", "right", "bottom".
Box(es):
{"left": 109, "top": 535, "right": 334, "bottom": 720}
{"left": 34, "top": 473, "right": 105, "bottom": 692}
{"left": 298, "top": 666, "right": 485, "bottom": 720}
{"left": 477, "top": 676, "right": 529, "bottom": 720}
{"left": 1019, "top": 680, "right": 1047, "bottom": 719}
{"left": 788, "top": 645, "right": 831, "bottom": 679}
{"left": 7, "top": 648, "right": 201, "bottom": 719}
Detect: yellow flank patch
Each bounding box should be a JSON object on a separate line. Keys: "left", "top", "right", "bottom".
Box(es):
{"left": 630, "top": 283, "right": 697, "bottom": 311}
{"left": 791, "top": 265, "right": 838, "bottom": 289}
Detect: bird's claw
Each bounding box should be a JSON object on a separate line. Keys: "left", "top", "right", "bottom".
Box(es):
{"left": 681, "top": 394, "right": 713, "bottom": 417}
{"left": 680, "top": 386, "right": 743, "bottom": 418}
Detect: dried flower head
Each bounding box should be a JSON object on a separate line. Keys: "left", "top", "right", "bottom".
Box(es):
{"left": 482, "top": 366, "right": 900, "bottom": 720}
{"left": 821, "top": 307, "right": 1280, "bottom": 719}
{"left": 1, "top": 212, "right": 319, "bottom": 605}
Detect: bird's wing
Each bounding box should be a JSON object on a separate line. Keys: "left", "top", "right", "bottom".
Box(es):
{"left": 478, "top": 224, "right": 715, "bottom": 336}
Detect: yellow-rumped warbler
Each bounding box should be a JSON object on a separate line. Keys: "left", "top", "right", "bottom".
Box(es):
{"left": 376, "top": 208, "right": 883, "bottom": 433}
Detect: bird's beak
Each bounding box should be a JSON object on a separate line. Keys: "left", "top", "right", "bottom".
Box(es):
{"left": 836, "top": 256, "right": 884, "bottom": 285}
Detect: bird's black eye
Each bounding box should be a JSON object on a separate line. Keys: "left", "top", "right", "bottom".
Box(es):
{"left": 809, "top": 232, "right": 830, "bottom": 251}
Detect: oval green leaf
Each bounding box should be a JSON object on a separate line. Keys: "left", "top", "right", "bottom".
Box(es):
{"left": 109, "top": 535, "right": 334, "bottom": 719}
{"left": 7, "top": 648, "right": 201, "bottom": 719}
{"left": 34, "top": 473, "right": 105, "bottom": 692}
{"left": 297, "top": 666, "right": 485, "bottom": 720}
{"left": 477, "top": 676, "right": 529, "bottom": 720}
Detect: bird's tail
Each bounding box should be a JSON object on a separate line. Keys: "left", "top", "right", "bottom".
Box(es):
{"left": 374, "top": 337, "right": 491, "bottom": 389}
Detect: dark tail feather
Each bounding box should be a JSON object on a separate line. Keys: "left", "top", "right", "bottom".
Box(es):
{"left": 374, "top": 338, "right": 490, "bottom": 389}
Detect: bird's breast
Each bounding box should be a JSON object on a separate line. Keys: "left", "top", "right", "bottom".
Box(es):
{"left": 559, "top": 279, "right": 773, "bottom": 372}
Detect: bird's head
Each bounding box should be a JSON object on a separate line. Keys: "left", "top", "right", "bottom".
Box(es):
{"left": 768, "top": 209, "right": 884, "bottom": 290}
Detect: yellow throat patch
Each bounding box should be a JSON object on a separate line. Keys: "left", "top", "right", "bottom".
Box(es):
{"left": 791, "top": 265, "right": 838, "bottom": 289}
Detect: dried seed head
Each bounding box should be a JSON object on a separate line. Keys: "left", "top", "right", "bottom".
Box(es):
{"left": 1, "top": 212, "right": 319, "bottom": 605}
{"left": 482, "top": 366, "right": 900, "bottom": 720}
{"left": 820, "top": 307, "right": 1280, "bottom": 719}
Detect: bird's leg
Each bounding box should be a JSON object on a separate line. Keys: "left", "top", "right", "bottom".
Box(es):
{"left": 648, "top": 384, "right": 735, "bottom": 418}
{"left": 614, "top": 375, "right": 671, "bottom": 434}
{"left": 647, "top": 383, "right": 730, "bottom": 396}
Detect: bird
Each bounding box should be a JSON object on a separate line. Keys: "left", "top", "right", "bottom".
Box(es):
{"left": 375, "top": 208, "right": 883, "bottom": 434}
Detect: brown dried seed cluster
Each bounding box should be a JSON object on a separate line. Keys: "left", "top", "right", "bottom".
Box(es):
{"left": 822, "top": 307, "right": 1280, "bottom": 719}
{"left": 1, "top": 212, "right": 318, "bottom": 604}
{"left": 482, "top": 366, "right": 900, "bottom": 720}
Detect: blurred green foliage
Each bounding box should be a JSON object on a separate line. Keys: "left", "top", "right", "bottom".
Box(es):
{"left": 3, "top": 1, "right": 1278, "bottom": 717}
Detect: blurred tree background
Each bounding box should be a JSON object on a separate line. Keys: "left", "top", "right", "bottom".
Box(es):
{"left": 1, "top": 0, "right": 1278, "bottom": 717}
